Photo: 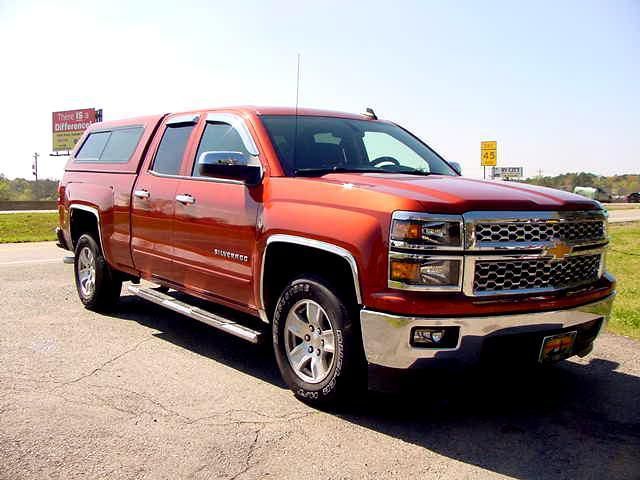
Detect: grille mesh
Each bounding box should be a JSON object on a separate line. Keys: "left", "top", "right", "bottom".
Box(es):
{"left": 475, "top": 221, "right": 605, "bottom": 244}
{"left": 473, "top": 254, "right": 601, "bottom": 294}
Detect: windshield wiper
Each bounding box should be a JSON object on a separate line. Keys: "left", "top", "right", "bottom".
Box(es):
{"left": 294, "top": 166, "right": 384, "bottom": 176}
{"left": 294, "top": 166, "right": 434, "bottom": 177}
{"left": 394, "top": 168, "right": 432, "bottom": 176}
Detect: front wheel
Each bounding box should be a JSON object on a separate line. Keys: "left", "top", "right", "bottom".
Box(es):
{"left": 74, "top": 234, "right": 122, "bottom": 311}
{"left": 272, "top": 276, "right": 364, "bottom": 406}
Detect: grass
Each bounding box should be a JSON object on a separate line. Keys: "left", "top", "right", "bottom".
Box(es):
{"left": 606, "top": 222, "right": 640, "bottom": 339}
{"left": 0, "top": 211, "right": 637, "bottom": 338}
{"left": 0, "top": 212, "right": 58, "bottom": 243}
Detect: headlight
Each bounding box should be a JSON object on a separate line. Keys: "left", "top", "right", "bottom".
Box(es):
{"left": 390, "top": 212, "right": 463, "bottom": 250}
{"left": 389, "top": 254, "right": 463, "bottom": 291}
{"left": 388, "top": 212, "right": 465, "bottom": 291}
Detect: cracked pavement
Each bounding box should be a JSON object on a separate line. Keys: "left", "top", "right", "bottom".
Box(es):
{"left": 1, "top": 242, "right": 639, "bottom": 479}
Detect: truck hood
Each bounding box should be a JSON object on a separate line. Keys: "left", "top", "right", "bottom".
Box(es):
{"left": 312, "top": 173, "right": 600, "bottom": 213}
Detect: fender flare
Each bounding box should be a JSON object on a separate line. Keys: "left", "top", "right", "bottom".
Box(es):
{"left": 68, "top": 204, "right": 104, "bottom": 253}
{"left": 258, "top": 234, "right": 362, "bottom": 323}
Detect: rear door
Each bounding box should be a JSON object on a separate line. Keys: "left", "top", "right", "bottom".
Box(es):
{"left": 172, "top": 114, "right": 262, "bottom": 308}
{"left": 130, "top": 114, "right": 199, "bottom": 281}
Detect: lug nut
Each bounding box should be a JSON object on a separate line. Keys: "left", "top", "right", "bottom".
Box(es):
{"left": 304, "top": 334, "right": 310, "bottom": 341}
{"left": 316, "top": 349, "right": 321, "bottom": 356}
{"left": 308, "top": 346, "right": 313, "bottom": 353}
{"left": 309, "top": 325, "right": 314, "bottom": 332}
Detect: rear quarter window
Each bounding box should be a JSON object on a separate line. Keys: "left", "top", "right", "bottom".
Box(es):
{"left": 75, "top": 126, "right": 143, "bottom": 163}
{"left": 75, "top": 131, "right": 110, "bottom": 161}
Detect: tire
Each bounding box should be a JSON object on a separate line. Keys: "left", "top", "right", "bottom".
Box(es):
{"left": 272, "top": 276, "right": 364, "bottom": 406}
{"left": 74, "top": 234, "right": 122, "bottom": 311}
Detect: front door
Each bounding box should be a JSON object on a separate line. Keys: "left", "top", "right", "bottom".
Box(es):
{"left": 172, "top": 116, "right": 261, "bottom": 308}
{"left": 131, "top": 114, "right": 199, "bottom": 281}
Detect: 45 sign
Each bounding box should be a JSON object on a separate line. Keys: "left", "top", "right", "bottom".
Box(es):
{"left": 481, "top": 141, "right": 497, "bottom": 166}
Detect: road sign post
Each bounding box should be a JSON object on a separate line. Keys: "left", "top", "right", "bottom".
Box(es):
{"left": 32, "top": 152, "right": 39, "bottom": 181}
{"left": 481, "top": 141, "right": 497, "bottom": 179}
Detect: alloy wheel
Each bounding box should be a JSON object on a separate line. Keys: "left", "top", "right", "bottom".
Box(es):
{"left": 284, "top": 299, "right": 336, "bottom": 384}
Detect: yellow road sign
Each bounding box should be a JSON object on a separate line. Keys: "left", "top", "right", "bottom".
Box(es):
{"left": 481, "top": 141, "right": 497, "bottom": 166}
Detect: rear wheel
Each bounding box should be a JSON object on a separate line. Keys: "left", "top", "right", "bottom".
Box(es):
{"left": 273, "top": 276, "right": 364, "bottom": 406}
{"left": 74, "top": 234, "right": 122, "bottom": 311}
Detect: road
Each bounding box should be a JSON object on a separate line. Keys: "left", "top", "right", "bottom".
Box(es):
{"left": 1, "top": 242, "right": 639, "bottom": 480}
{"left": 0, "top": 210, "right": 58, "bottom": 214}
{"left": 608, "top": 208, "right": 640, "bottom": 223}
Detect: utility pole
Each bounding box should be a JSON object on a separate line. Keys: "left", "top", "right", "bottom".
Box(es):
{"left": 32, "top": 152, "right": 39, "bottom": 181}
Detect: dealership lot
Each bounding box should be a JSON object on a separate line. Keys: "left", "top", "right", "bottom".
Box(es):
{"left": 1, "top": 242, "right": 639, "bottom": 479}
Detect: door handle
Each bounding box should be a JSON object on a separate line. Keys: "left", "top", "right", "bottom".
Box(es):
{"left": 176, "top": 194, "right": 196, "bottom": 205}
{"left": 134, "top": 189, "right": 150, "bottom": 199}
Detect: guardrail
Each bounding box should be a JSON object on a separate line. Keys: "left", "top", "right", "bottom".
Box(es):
{"left": 0, "top": 201, "right": 57, "bottom": 211}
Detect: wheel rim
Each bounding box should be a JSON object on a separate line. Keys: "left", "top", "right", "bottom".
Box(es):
{"left": 77, "top": 246, "right": 96, "bottom": 298}
{"left": 284, "top": 299, "right": 336, "bottom": 384}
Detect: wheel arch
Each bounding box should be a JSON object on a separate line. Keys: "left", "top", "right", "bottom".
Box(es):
{"left": 69, "top": 204, "right": 104, "bottom": 253}
{"left": 259, "top": 234, "right": 362, "bottom": 323}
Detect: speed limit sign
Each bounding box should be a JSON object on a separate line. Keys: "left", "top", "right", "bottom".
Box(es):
{"left": 481, "top": 141, "right": 497, "bottom": 166}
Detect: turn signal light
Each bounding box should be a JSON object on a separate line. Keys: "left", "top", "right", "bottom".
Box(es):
{"left": 390, "top": 260, "right": 420, "bottom": 282}
{"left": 391, "top": 220, "right": 422, "bottom": 241}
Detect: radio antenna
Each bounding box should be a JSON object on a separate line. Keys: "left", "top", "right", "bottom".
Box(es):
{"left": 295, "top": 53, "right": 301, "bottom": 114}
{"left": 293, "top": 53, "right": 301, "bottom": 173}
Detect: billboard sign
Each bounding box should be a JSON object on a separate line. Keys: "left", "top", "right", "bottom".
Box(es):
{"left": 480, "top": 140, "right": 497, "bottom": 166}
{"left": 492, "top": 166, "right": 523, "bottom": 180}
{"left": 52, "top": 108, "right": 101, "bottom": 152}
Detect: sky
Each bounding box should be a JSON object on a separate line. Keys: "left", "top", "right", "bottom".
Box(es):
{"left": 0, "top": 0, "right": 638, "bottom": 180}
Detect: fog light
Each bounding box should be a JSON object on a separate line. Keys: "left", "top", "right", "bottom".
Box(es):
{"left": 411, "top": 326, "right": 460, "bottom": 348}
{"left": 413, "top": 328, "right": 446, "bottom": 344}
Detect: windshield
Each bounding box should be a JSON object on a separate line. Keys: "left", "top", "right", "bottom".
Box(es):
{"left": 260, "top": 115, "right": 457, "bottom": 176}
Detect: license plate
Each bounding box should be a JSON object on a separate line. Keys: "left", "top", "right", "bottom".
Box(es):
{"left": 539, "top": 331, "right": 577, "bottom": 363}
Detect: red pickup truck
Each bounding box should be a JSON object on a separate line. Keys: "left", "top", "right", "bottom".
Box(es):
{"left": 57, "top": 106, "right": 615, "bottom": 404}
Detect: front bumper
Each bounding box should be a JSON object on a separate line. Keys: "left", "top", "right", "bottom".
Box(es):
{"left": 360, "top": 293, "right": 615, "bottom": 369}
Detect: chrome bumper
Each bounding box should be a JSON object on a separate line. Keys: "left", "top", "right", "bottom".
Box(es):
{"left": 360, "top": 293, "right": 615, "bottom": 369}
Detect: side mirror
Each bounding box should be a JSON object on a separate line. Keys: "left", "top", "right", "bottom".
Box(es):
{"left": 449, "top": 161, "right": 462, "bottom": 175}
{"left": 197, "top": 151, "right": 262, "bottom": 185}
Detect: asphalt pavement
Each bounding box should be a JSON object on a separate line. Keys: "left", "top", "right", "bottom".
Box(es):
{"left": 1, "top": 242, "right": 639, "bottom": 479}
{"left": 608, "top": 208, "right": 640, "bottom": 223}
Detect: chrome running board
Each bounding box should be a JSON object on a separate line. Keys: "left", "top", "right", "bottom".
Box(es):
{"left": 127, "top": 285, "right": 262, "bottom": 344}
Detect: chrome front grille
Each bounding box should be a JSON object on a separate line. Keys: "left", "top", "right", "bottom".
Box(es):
{"left": 387, "top": 210, "right": 609, "bottom": 297}
{"left": 475, "top": 220, "right": 605, "bottom": 244}
{"left": 462, "top": 210, "right": 608, "bottom": 296}
{"left": 473, "top": 254, "right": 602, "bottom": 294}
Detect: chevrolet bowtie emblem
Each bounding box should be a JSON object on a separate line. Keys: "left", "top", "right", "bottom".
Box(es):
{"left": 545, "top": 241, "right": 573, "bottom": 260}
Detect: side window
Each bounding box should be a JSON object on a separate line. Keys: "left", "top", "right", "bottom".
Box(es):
{"left": 76, "top": 131, "right": 110, "bottom": 161}
{"left": 192, "top": 122, "right": 251, "bottom": 177}
{"left": 152, "top": 124, "right": 195, "bottom": 175}
{"left": 99, "top": 127, "right": 143, "bottom": 163}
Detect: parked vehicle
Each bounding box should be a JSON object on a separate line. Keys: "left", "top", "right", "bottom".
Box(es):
{"left": 627, "top": 192, "right": 640, "bottom": 203}
{"left": 573, "top": 186, "right": 612, "bottom": 203}
{"left": 57, "top": 107, "right": 616, "bottom": 404}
